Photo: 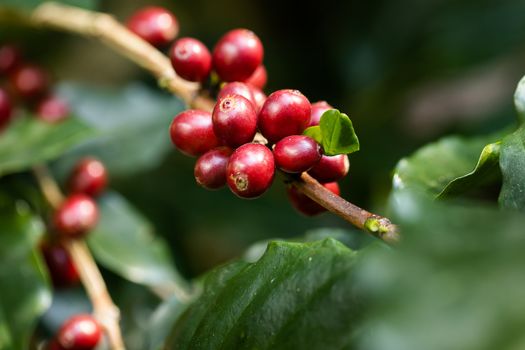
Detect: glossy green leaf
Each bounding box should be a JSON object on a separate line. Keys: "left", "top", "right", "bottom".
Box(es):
{"left": 0, "top": 196, "right": 51, "bottom": 349}
{"left": 499, "top": 126, "right": 525, "bottom": 210}
{"left": 0, "top": 116, "right": 93, "bottom": 176}
{"left": 167, "top": 238, "right": 360, "bottom": 350}
{"left": 304, "top": 109, "right": 359, "bottom": 155}
{"left": 303, "top": 125, "right": 322, "bottom": 144}
{"left": 438, "top": 141, "right": 501, "bottom": 198}
{"left": 0, "top": 0, "right": 98, "bottom": 11}
{"left": 356, "top": 190, "right": 525, "bottom": 350}
{"left": 54, "top": 83, "right": 184, "bottom": 177}
{"left": 88, "top": 191, "right": 187, "bottom": 292}
{"left": 393, "top": 133, "right": 501, "bottom": 197}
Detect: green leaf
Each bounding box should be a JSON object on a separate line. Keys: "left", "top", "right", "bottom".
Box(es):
{"left": 0, "top": 0, "right": 98, "bottom": 11}
{"left": 303, "top": 125, "right": 323, "bottom": 144}
{"left": 147, "top": 295, "right": 191, "bottom": 350}
{"left": 167, "top": 238, "right": 360, "bottom": 350}
{"left": 499, "top": 126, "right": 525, "bottom": 210}
{"left": 438, "top": 141, "right": 501, "bottom": 198}
{"left": 356, "top": 190, "right": 525, "bottom": 350}
{"left": 303, "top": 109, "right": 360, "bottom": 156}
{"left": 392, "top": 133, "right": 501, "bottom": 197}
{"left": 0, "top": 196, "right": 51, "bottom": 349}
{"left": 0, "top": 116, "right": 93, "bottom": 177}
{"left": 88, "top": 191, "right": 187, "bottom": 292}
{"left": 54, "top": 83, "right": 184, "bottom": 177}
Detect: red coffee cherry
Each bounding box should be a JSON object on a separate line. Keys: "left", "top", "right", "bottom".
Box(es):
{"left": 169, "top": 110, "right": 220, "bottom": 157}
{"left": 244, "top": 65, "right": 267, "bottom": 89}
{"left": 217, "top": 82, "right": 256, "bottom": 108}
{"left": 258, "top": 89, "right": 311, "bottom": 144}
{"left": 194, "top": 147, "right": 233, "bottom": 190}
{"left": 170, "top": 37, "right": 211, "bottom": 82}
{"left": 68, "top": 158, "right": 108, "bottom": 197}
{"left": 0, "top": 44, "right": 21, "bottom": 75}
{"left": 212, "top": 94, "right": 258, "bottom": 147}
{"left": 308, "top": 100, "right": 333, "bottom": 127}
{"left": 308, "top": 154, "right": 349, "bottom": 183}
{"left": 226, "top": 143, "right": 275, "bottom": 198}
{"left": 249, "top": 85, "right": 266, "bottom": 113}
{"left": 0, "top": 88, "right": 12, "bottom": 131}
{"left": 53, "top": 194, "right": 98, "bottom": 239}
{"left": 127, "top": 7, "right": 179, "bottom": 47}
{"left": 273, "top": 135, "right": 322, "bottom": 173}
{"left": 287, "top": 182, "right": 340, "bottom": 216}
{"left": 41, "top": 242, "right": 79, "bottom": 288}
{"left": 36, "top": 95, "right": 70, "bottom": 123}
{"left": 212, "top": 29, "right": 263, "bottom": 82}
{"left": 10, "top": 64, "right": 49, "bottom": 99}
{"left": 56, "top": 314, "right": 102, "bottom": 350}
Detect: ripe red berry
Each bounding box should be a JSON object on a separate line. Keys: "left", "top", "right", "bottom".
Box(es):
{"left": 41, "top": 242, "right": 79, "bottom": 288}
{"left": 169, "top": 110, "right": 220, "bottom": 156}
{"left": 273, "top": 135, "right": 322, "bottom": 173}
{"left": 56, "top": 314, "right": 102, "bottom": 350}
{"left": 212, "top": 94, "right": 258, "bottom": 147}
{"left": 127, "top": 7, "right": 179, "bottom": 47}
{"left": 308, "top": 101, "right": 333, "bottom": 127}
{"left": 212, "top": 29, "right": 263, "bottom": 82}
{"left": 226, "top": 143, "right": 275, "bottom": 198}
{"left": 194, "top": 147, "right": 232, "bottom": 190}
{"left": 287, "top": 182, "right": 340, "bottom": 216}
{"left": 258, "top": 89, "right": 311, "bottom": 144}
{"left": 0, "top": 44, "right": 21, "bottom": 75}
{"left": 308, "top": 154, "right": 349, "bottom": 183}
{"left": 67, "top": 158, "right": 108, "bottom": 197}
{"left": 0, "top": 88, "right": 12, "bottom": 131}
{"left": 10, "top": 64, "right": 49, "bottom": 99}
{"left": 244, "top": 65, "right": 267, "bottom": 89}
{"left": 36, "top": 95, "right": 70, "bottom": 123}
{"left": 217, "top": 82, "right": 256, "bottom": 108}
{"left": 170, "top": 37, "right": 211, "bottom": 82}
{"left": 249, "top": 85, "right": 266, "bottom": 113}
{"left": 53, "top": 194, "right": 98, "bottom": 238}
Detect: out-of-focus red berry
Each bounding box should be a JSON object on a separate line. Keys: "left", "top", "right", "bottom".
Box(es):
{"left": 127, "top": 7, "right": 179, "bottom": 47}
{"left": 36, "top": 95, "right": 70, "bottom": 123}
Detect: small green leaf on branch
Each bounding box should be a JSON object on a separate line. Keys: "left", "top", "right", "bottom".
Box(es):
{"left": 303, "top": 109, "right": 360, "bottom": 156}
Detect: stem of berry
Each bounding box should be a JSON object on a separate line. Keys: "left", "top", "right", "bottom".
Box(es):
{"left": 292, "top": 173, "right": 400, "bottom": 243}
{"left": 32, "top": 165, "right": 126, "bottom": 350}
{"left": 32, "top": 2, "right": 214, "bottom": 112}
{"left": 30, "top": 2, "right": 400, "bottom": 243}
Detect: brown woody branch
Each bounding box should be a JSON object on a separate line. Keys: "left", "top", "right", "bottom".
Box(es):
{"left": 32, "top": 165, "right": 125, "bottom": 350}
{"left": 31, "top": 2, "right": 399, "bottom": 243}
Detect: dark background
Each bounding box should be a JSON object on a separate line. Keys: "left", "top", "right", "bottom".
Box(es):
{"left": 4, "top": 0, "right": 525, "bottom": 276}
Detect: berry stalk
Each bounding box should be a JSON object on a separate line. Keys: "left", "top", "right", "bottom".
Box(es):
{"left": 291, "top": 173, "right": 400, "bottom": 243}
{"left": 32, "top": 165, "right": 126, "bottom": 350}
{"left": 30, "top": 2, "right": 399, "bottom": 243}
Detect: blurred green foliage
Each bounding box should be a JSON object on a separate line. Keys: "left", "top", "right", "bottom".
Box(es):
{"left": 356, "top": 191, "right": 525, "bottom": 350}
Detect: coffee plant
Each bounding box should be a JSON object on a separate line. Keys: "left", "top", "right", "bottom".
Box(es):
{"left": 1, "top": 1, "right": 525, "bottom": 349}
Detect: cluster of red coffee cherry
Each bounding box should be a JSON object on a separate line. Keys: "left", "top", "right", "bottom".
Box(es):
{"left": 138, "top": 9, "right": 351, "bottom": 216}
{"left": 41, "top": 157, "right": 108, "bottom": 349}
{"left": 0, "top": 44, "right": 71, "bottom": 132}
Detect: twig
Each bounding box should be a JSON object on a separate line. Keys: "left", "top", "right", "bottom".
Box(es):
{"left": 31, "top": 2, "right": 399, "bottom": 243}
{"left": 32, "top": 2, "right": 214, "bottom": 112}
{"left": 32, "top": 165, "right": 126, "bottom": 350}
{"left": 292, "top": 173, "right": 399, "bottom": 243}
